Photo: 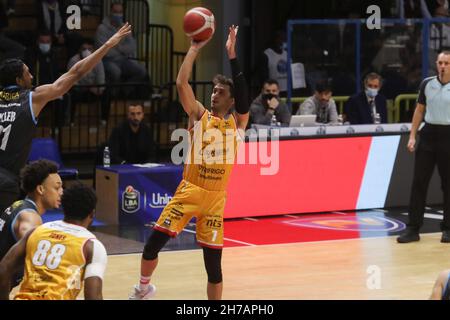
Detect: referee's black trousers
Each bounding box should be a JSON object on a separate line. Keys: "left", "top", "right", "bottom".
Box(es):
{"left": 408, "top": 123, "right": 450, "bottom": 231}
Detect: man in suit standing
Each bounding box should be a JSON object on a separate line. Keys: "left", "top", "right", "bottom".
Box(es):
{"left": 345, "top": 73, "right": 388, "bottom": 124}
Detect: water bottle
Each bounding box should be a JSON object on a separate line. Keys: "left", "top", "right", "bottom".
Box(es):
{"left": 337, "top": 114, "right": 344, "bottom": 126}
{"left": 103, "top": 146, "right": 110, "bottom": 167}
{"left": 374, "top": 113, "right": 381, "bottom": 124}
{"left": 270, "top": 114, "right": 277, "bottom": 126}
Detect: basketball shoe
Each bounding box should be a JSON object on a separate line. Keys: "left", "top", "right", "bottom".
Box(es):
{"left": 129, "top": 284, "right": 157, "bottom": 300}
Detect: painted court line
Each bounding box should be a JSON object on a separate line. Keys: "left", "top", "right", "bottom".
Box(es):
{"left": 220, "top": 234, "right": 392, "bottom": 251}
{"left": 224, "top": 232, "right": 446, "bottom": 251}
{"left": 373, "top": 209, "right": 389, "bottom": 213}
{"left": 401, "top": 212, "right": 443, "bottom": 220}
{"left": 424, "top": 213, "right": 443, "bottom": 220}
{"left": 283, "top": 212, "right": 347, "bottom": 219}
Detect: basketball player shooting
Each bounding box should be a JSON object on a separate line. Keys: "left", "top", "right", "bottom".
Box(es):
{"left": 130, "top": 24, "right": 250, "bottom": 300}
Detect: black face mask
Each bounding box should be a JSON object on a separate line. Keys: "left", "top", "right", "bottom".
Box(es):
{"left": 262, "top": 93, "right": 276, "bottom": 100}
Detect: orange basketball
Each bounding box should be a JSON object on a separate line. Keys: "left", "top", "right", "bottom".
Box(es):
{"left": 183, "top": 7, "right": 215, "bottom": 41}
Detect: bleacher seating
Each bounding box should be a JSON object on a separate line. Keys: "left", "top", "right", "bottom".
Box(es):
{"left": 28, "top": 138, "right": 79, "bottom": 179}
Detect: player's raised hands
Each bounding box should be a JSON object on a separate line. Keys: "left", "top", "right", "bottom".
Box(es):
{"left": 105, "top": 22, "right": 132, "bottom": 48}
{"left": 226, "top": 25, "right": 238, "bottom": 59}
{"left": 190, "top": 35, "right": 213, "bottom": 52}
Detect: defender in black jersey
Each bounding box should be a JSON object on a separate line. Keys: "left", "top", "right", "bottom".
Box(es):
{"left": 0, "top": 23, "right": 132, "bottom": 212}
{"left": 0, "top": 160, "right": 62, "bottom": 282}
{"left": 0, "top": 159, "right": 62, "bottom": 288}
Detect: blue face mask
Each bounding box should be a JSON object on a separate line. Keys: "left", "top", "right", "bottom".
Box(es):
{"left": 111, "top": 13, "right": 123, "bottom": 26}
{"left": 39, "top": 43, "right": 51, "bottom": 54}
{"left": 365, "top": 87, "right": 379, "bottom": 98}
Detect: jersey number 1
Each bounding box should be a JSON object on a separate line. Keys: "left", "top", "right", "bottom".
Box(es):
{"left": 211, "top": 230, "right": 218, "bottom": 242}
{"left": 0, "top": 124, "right": 12, "bottom": 151}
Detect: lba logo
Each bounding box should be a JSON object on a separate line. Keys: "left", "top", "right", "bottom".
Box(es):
{"left": 122, "top": 185, "right": 140, "bottom": 213}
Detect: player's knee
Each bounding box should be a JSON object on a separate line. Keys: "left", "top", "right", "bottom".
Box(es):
{"left": 207, "top": 269, "right": 223, "bottom": 284}
{"left": 203, "top": 247, "right": 223, "bottom": 284}
{"left": 142, "top": 243, "right": 159, "bottom": 260}
{"left": 143, "top": 230, "right": 170, "bottom": 261}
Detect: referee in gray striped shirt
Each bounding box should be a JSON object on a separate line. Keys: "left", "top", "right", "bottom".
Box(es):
{"left": 398, "top": 51, "right": 450, "bottom": 243}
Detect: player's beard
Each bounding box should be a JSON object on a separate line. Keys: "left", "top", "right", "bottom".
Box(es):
{"left": 129, "top": 119, "right": 140, "bottom": 127}
{"left": 211, "top": 102, "right": 229, "bottom": 116}
{"left": 211, "top": 101, "right": 221, "bottom": 115}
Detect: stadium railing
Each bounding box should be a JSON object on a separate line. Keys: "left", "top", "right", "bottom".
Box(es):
{"left": 394, "top": 94, "right": 418, "bottom": 123}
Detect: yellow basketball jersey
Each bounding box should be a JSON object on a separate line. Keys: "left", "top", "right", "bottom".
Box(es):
{"left": 183, "top": 110, "right": 241, "bottom": 191}
{"left": 15, "top": 221, "right": 97, "bottom": 300}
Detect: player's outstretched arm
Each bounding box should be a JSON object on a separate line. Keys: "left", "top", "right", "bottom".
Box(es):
{"left": 0, "top": 229, "right": 34, "bottom": 300}
{"left": 176, "top": 37, "right": 210, "bottom": 124}
{"left": 31, "top": 23, "right": 132, "bottom": 117}
{"left": 227, "top": 25, "right": 249, "bottom": 130}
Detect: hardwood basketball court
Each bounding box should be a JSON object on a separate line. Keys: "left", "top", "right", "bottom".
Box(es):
{"left": 88, "top": 207, "right": 448, "bottom": 300}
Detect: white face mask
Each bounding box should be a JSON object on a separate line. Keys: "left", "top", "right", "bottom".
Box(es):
{"left": 81, "top": 49, "right": 92, "bottom": 58}
{"left": 365, "top": 87, "right": 379, "bottom": 98}
{"left": 39, "top": 43, "right": 51, "bottom": 54}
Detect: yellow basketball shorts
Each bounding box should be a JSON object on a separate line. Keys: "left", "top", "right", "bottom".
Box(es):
{"left": 154, "top": 180, "right": 226, "bottom": 248}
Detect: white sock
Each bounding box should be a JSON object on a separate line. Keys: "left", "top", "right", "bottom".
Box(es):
{"left": 139, "top": 276, "right": 151, "bottom": 291}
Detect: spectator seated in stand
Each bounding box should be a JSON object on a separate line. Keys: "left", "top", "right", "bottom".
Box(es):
{"left": 24, "top": 29, "right": 68, "bottom": 126}
{"left": 95, "top": 2, "right": 148, "bottom": 97}
{"left": 296, "top": 79, "right": 338, "bottom": 125}
{"left": 249, "top": 79, "right": 291, "bottom": 127}
{"left": 67, "top": 38, "right": 110, "bottom": 126}
{"left": 108, "top": 103, "right": 156, "bottom": 164}
{"left": 36, "top": 0, "right": 83, "bottom": 58}
{"left": 0, "top": 1, "right": 25, "bottom": 61}
{"left": 344, "top": 72, "right": 388, "bottom": 125}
